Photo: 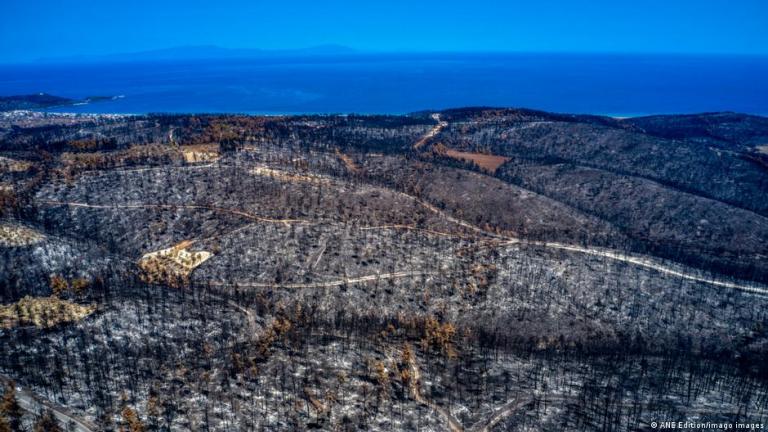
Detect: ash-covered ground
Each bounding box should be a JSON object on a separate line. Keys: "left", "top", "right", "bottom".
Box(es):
{"left": 1, "top": 109, "right": 767, "bottom": 431}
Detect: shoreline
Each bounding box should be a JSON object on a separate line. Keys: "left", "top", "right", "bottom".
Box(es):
{"left": 4, "top": 108, "right": 768, "bottom": 120}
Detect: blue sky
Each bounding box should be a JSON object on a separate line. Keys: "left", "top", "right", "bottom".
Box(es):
{"left": 1, "top": 0, "right": 767, "bottom": 62}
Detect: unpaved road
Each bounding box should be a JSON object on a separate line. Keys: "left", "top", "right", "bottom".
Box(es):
{"left": 403, "top": 350, "right": 465, "bottom": 432}
{"left": 39, "top": 200, "right": 309, "bottom": 226}
{"left": 393, "top": 190, "right": 510, "bottom": 239}
{"left": 414, "top": 113, "right": 448, "bottom": 149}
{"left": 514, "top": 240, "right": 768, "bottom": 296}
{"left": 467, "top": 396, "right": 532, "bottom": 432}
{"left": 227, "top": 299, "right": 259, "bottom": 337}
{"left": 399, "top": 348, "right": 531, "bottom": 432}
{"left": 0, "top": 374, "right": 97, "bottom": 432}
{"left": 208, "top": 270, "right": 438, "bottom": 289}
{"left": 40, "top": 197, "right": 768, "bottom": 296}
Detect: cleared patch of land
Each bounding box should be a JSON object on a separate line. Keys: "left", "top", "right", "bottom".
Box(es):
{"left": 0, "top": 155, "right": 32, "bottom": 172}
{"left": 335, "top": 149, "right": 360, "bottom": 173}
{"left": 0, "top": 296, "right": 95, "bottom": 328}
{"left": 441, "top": 148, "right": 510, "bottom": 173}
{"left": 250, "top": 166, "right": 331, "bottom": 185}
{"left": 138, "top": 239, "right": 212, "bottom": 285}
{"left": 181, "top": 143, "right": 221, "bottom": 163}
{"left": 0, "top": 222, "right": 45, "bottom": 247}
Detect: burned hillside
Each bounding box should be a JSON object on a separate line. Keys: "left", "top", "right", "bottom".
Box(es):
{"left": 1, "top": 108, "right": 767, "bottom": 431}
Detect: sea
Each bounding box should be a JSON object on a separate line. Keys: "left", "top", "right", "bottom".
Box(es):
{"left": 1, "top": 53, "right": 767, "bottom": 116}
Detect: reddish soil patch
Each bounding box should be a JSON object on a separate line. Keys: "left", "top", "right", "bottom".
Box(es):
{"left": 335, "top": 149, "right": 360, "bottom": 173}
{"left": 441, "top": 148, "right": 510, "bottom": 173}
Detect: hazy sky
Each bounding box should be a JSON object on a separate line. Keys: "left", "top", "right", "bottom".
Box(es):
{"left": 2, "top": 0, "right": 767, "bottom": 62}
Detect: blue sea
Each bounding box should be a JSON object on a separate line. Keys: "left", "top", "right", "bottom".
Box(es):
{"left": 1, "top": 53, "right": 767, "bottom": 116}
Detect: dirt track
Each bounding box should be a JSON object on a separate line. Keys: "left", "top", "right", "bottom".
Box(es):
{"left": 413, "top": 113, "right": 448, "bottom": 149}
{"left": 40, "top": 199, "right": 768, "bottom": 295}
{"left": 0, "top": 374, "right": 97, "bottom": 432}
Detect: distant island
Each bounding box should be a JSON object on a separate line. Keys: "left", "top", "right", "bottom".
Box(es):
{"left": 2, "top": 53, "right": 765, "bottom": 115}
{"left": 0, "top": 93, "right": 116, "bottom": 111}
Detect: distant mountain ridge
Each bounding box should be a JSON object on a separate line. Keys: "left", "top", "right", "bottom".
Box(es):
{"left": 34, "top": 44, "right": 358, "bottom": 64}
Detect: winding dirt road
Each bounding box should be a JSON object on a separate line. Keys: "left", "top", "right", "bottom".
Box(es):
{"left": 392, "top": 191, "right": 510, "bottom": 239}
{"left": 41, "top": 197, "right": 768, "bottom": 296}
{"left": 207, "top": 270, "right": 438, "bottom": 289}
{"left": 39, "top": 200, "right": 309, "bottom": 226}
{"left": 0, "top": 374, "right": 97, "bottom": 432}
{"left": 514, "top": 240, "right": 768, "bottom": 296}
{"left": 403, "top": 350, "right": 465, "bottom": 432}
{"left": 399, "top": 348, "right": 532, "bottom": 432}
{"left": 467, "top": 396, "right": 533, "bottom": 432}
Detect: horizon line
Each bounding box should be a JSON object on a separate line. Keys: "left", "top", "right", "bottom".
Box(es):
{"left": 3, "top": 46, "right": 768, "bottom": 65}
